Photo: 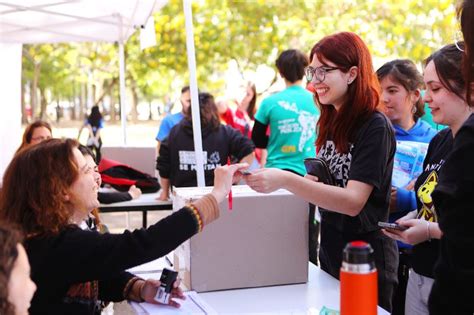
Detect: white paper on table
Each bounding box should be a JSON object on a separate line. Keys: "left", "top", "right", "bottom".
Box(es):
{"left": 133, "top": 291, "right": 217, "bottom": 315}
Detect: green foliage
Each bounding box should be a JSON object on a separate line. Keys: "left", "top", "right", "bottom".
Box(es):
{"left": 22, "top": 0, "right": 458, "bottom": 120}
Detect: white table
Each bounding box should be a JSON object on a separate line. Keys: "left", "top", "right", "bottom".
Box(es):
{"left": 129, "top": 259, "right": 389, "bottom": 315}
{"left": 99, "top": 192, "right": 172, "bottom": 227}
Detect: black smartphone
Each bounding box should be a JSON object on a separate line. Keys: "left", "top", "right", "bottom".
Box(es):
{"left": 241, "top": 170, "right": 252, "bottom": 176}
{"left": 378, "top": 221, "right": 408, "bottom": 231}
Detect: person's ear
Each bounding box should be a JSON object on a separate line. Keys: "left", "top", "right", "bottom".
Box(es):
{"left": 347, "top": 66, "right": 358, "bottom": 85}
{"left": 410, "top": 89, "right": 421, "bottom": 104}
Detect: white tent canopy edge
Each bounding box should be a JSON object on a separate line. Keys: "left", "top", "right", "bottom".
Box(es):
{"left": 0, "top": 0, "right": 206, "bottom": 186}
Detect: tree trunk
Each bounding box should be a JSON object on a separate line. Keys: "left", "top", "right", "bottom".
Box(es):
{"left": 55, "top": 99, "right": 61, "bottom": 123}
{"left": 110, "top": 91, "right": 117, "bottom": 122}
{"left": 94, "top": 77, "right": 118, "bottom": 107}
{"left": 21, "top": 81, "right": 27, "bottom": 123}
{"left": 31, "top": 63, "right": 41, "bottom": 119}
{"left": 71, "top": 83, "right": 77, "bottom": 120}
{"left": 130, "top": 79, "right": 139, "bottom": 123}
{"left": 148, "top": 101, "right": 153, "bottom": 120}
{"left": 79, "top": 82, "right": 86, "bottom": 121}
{"left": 39, "top": 87, "right": 47, "bottom": 120}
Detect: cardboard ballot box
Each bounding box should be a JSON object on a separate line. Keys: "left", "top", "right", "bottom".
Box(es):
{"left": 172, "top": 185, "right": 309, "bottom": 292}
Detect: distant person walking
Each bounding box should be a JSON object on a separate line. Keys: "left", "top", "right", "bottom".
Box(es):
{"left": 84, "top": 105, "right": 104, "bottom": 163}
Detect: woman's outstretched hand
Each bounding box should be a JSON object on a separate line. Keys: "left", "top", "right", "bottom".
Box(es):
{"left": 244, "top": 168, "right": 287, "bottom": 193}
{"left": 211, "top": 163, "right": 249, "bottom": 203}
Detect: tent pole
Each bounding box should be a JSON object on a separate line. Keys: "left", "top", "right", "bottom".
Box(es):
{"left": 183, "top": 0, "right": 205, "bottom": 187}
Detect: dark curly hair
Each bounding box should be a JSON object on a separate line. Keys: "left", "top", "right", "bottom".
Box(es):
{"left": 0, "top": 223, "right": 23, "bottom": 315}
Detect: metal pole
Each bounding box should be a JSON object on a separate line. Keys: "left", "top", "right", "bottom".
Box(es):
{"left": 183, "top": 0, "right": 205, "bottom": 186}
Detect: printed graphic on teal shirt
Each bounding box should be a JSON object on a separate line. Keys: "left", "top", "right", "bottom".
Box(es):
{"left": 256, "top": 86, "right": 319, "bottom": 175}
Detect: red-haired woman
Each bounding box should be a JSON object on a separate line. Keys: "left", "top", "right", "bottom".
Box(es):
{"left": 245, "top": 32, "right": 397, "bottom": 312}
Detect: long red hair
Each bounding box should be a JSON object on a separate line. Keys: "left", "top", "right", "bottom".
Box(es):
{"left": 310, "top": 32, "right": 381, "bottom": 153}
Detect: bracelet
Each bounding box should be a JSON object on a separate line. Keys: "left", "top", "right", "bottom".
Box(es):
{"left": 187, "top": 204, "right": 203, "bottom": 233}
{"left": 426, "top": 221, "right": 431, "bottom": 242}
{"left": 123, "top": 277, "right": 145, "bottom": 302}
{"left": 138, "top": 281, "right": 146, "bottom": 303}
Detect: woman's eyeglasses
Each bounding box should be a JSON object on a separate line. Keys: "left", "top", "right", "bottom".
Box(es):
{"left": 305, "top": 66, "right": 340, "bottom": 83}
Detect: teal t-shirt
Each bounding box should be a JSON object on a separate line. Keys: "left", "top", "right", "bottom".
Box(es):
{"left": 255, "top": 85, "right": 319, "bottom": 175}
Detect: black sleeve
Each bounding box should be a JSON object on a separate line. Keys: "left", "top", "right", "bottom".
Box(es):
{"left": 98, "top": 271, "right": 135, "bottom": 302}
{"left": 251, "top": 119, "right": 269, "bottom": 148}
{"left": 28, "top": 207, "right": 198, "bottom": 285}
{"left": 227, "top": 127, "right": 255, "bottom": 161}
{"left": 157, "top": 137, "right": 170, "bottom": 179}
{"left": 429, "top": 123, "right": 474, "bottom": 314}
{"left": 98, "top": 192, "right": 132, "bottom": 204}
{"left": 349, "top": 117, "right": 395, "bottom": 190}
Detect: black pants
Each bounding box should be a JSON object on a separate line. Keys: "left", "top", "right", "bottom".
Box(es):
{"left": 319, "top": 223, "right": 398, "bottom": 313}
{"left": 391, "top": 247, "right": 412, "bottom": 315}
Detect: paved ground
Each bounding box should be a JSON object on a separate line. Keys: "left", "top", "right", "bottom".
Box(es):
{"left": 51, "top": 119, "right": 161, "bottom": 147}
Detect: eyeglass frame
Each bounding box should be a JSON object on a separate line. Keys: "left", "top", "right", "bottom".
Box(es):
{"left": 305, "top": 66, "right": 342, "bottom": 83}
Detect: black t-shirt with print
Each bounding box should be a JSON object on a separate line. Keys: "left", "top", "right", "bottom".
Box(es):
{"left": 318, "top": 111, "right": 396, "bottom": 234}
{"left": 411, "top": 128, "right": 452, "bottom": 278}
{"left": 429, "top": 113, "right": 474, "bottom": 314}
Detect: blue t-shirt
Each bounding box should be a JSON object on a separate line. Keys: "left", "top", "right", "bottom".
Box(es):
{"left": 156, "top": 112, "right": 184, "bottom": 141}
{"left": 255, "top": 85, "right": 319, "bottom": 175}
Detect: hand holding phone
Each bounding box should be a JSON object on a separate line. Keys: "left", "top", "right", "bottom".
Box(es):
{"left": 378, "top": 221, "right": 408, "bottom": 231}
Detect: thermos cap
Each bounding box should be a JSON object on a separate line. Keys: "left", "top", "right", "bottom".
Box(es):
{"left": 342, "top": 241, "right": 375, "bottom": 271}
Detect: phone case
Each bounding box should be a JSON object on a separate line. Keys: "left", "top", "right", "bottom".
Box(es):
{"left": 304, "top": 157, "right": 335, "bottom": 186}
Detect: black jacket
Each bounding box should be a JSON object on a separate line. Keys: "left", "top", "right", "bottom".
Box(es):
{"left": 157, "top": 120, "right": 255, "bottom": 187}
{"left": 26, "top": 207, "right": 198, "bottom": 315}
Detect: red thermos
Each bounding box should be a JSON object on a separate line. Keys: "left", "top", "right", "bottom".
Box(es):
{"left": 340, "top": 241, "right": 378, "bottom": 315}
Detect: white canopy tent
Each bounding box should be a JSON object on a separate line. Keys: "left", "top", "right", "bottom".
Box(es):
{"left": 0, "top": 0, "right": 206, "bottom": 186}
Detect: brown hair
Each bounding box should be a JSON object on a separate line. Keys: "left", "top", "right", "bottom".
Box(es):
{"left": 246, "top": 82, "right": 257, "bottom": 120}
{"left": 185, "top": 92, "right": 221, "bottom": 131}
{"left": 424, "top": 43, "right": 465, "bottom": 101}
{"left": 0, "top": 224, "right": 23, "bottom": 315}
{"left": 276, "top": 49, "right": 309, "bottom": 83}
{"left": 0, "top": 138, "right": 80, "bottom": 236}
{"left": 16, "top": 120, "right": 52, "bottom": 153}
{"left": 376, "top": 59, "right": 425, "bottom": 119}
{"left": 310, "top": 32, "right": 381, "bottom": 153}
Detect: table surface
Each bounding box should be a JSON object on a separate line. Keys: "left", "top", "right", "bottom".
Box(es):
{"left": 128, "top": 258, "right": 390, "bottom": 315}
{"left": 99, "top": 192, "right": 172, "bottom": 209}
